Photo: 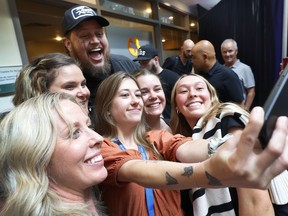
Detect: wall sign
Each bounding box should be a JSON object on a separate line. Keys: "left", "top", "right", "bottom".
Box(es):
{"left": 107, "top": 25, "right": 153, "bottom": 60}
{"left": 0, "top": 66, "right": 21, "bottom": 95}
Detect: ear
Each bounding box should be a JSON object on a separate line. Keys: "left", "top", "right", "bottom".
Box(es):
{"left": 63, "top": 37, "right": 72, "bottom": 53}
{"left": 203, "top": 52, "right": 209, "bottom": 59}
{"left": 155, "top": 56, "right": 160, "bottom": 63}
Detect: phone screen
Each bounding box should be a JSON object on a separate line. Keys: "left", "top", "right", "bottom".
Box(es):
{"left": 258, "top": 64, "right": 288, "bottom": 148}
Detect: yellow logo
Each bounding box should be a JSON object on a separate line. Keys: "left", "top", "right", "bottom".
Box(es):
{"left": 128, "top": 37, "right": 141, "bottom": 56}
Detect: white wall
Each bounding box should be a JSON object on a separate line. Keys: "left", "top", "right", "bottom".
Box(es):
{"left": 0, "top": 0, "right": 23, "bottom": 113}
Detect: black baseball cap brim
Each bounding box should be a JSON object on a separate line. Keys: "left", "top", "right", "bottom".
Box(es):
{"left": 133, "top": 56, "right": 153, "bottom": 61}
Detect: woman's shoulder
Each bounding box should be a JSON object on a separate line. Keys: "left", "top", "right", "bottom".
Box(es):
{"left": 217, "top": 103, "right": 249, "bottom": 128}
{"left": 219, "top": 103, "right": 248, "bottom": 116}
{"left": 146, "top": 129, "right": 170, "bottom": 137}
{"left": 213, "top": 102, "right": 249, "bottom": 125}
{"left": 146, "top": 129, "right": 189, "bottom": 144}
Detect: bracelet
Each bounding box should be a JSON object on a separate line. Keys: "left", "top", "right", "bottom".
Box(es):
{"left": 208, "top": 133, "right": 234, "bottom": 157}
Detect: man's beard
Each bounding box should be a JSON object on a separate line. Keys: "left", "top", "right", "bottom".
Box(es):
{"left": 72, "top": 47, "right": 112, "bottom": 79}
{"left": 183, "top": 52, "right": 191, "bottom": 61}
{"left": 150, "top": 63, "right": 158, "bottom": 74}
{"left": 82, "top": 55, "right": 112, "bottom": 79}
{"left": 81, "top": 53, "right": 111, "bottom": 78}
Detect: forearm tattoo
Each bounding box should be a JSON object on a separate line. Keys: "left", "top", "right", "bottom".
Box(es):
{"left": 165, "top": 172, "right": 177, "bottom": 185}
{"left": 182, "top": 166, "right": 193, "bottom": 177}
{"left": 205, "top": 171, "right": 222, "bottom": 186}
{"left": 165, "top": 166, "right": 193, "bottom": 185}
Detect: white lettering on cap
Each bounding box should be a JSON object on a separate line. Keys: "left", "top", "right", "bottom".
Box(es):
{"left": 138, "top": 49, "right": 146, "bottom": 56}
{"left": 71, "top": 6, "right": 97, "bottom": 20}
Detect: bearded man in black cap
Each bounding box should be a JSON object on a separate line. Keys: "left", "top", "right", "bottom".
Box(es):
{"left": 62, "top": 5, "right": 139, "bottom": 106}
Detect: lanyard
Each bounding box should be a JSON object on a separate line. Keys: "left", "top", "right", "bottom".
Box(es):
{"left": 112, "top": 138, "right": 155, "bottom": 216}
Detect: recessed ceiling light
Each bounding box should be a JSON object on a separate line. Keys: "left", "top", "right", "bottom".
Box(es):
{"left": 146, "top": 8, "right": 152, "bottom": 13}
{"left": 54, "top": 36, "right": 63, "bottom": 41}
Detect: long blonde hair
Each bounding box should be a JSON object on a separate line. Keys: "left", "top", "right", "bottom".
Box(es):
{"left": 94, "top": 71, "right": 162, "bottom": 159}
{"left": 0, "top": 92, "right": 104, "bottom": 216}
{"left": 170, "top": 74, "right": 248, "bottom": 136}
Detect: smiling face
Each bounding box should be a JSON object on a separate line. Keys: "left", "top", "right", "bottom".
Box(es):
{"left": 48, "top": 100, "right": 107, "bottom": 194}
{"left": 175, "top": 75, "right": 212, "bottom": 126}
{"left": 221, "top": 41, "right": 238, "bottom": 66}
{"left": 64, "top": 19, "right": 110, "bottom": 74}
{"left": 109, "top": 78, "right": 143, "bottom": 129}
{"left": 136, "top": 74, "right": 165, "bottom": 117}
{"left": 48, "top": 64, "right": 90, "bottom": 114}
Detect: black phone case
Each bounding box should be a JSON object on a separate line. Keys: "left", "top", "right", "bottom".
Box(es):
{"left": 259, "top": 66, "right": 288, "bottom": 148}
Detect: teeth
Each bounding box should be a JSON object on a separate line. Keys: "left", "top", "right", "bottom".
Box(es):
{"left": 147, "top": 103, "right": 160, "bottom": 108}
{"left": 86, "top": 155, "right": 103, "bottom": 164}
{"left": 90, "top": 48, "right": 101, "bottom": 52}
{"left": 187, "top": 102, "right": 201, "bottom": 107}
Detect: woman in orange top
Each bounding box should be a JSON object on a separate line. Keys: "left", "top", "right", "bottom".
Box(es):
{"left": 94, "top": 71, "right": 288, "bottom": 216}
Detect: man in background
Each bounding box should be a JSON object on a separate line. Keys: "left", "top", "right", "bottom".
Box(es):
{"left": 221, "top": 38, "right": 255, "bottom": 110}
{"left": 162, "top": 39, "right": 194, "bottom": 75}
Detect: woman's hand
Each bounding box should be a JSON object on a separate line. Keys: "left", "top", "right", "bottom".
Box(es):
{"left": 199, "top": 106, "right": 288, "bottom": 189}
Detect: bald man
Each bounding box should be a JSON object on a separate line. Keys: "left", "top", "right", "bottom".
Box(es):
{"left": 162, "top": 39, "right": 194, "bottom": 75}
{"left": 192, "top": 40, "right": 244, "bottom": 105}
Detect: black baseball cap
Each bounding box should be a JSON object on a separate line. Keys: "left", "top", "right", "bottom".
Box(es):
{"left": 62, "top": 5, "right": 110, "bottom": 35}
{"left": 133, "top": 45, "right": 158, "bottom": 61}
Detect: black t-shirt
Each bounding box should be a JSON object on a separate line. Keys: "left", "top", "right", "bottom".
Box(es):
{"left": 162, "top": 55, "right": 193, "bottom": 76}
{"left": 158, "top": 68, "right": 180, "bottom": 120}
{"left": 198, "top": 62, "right": 244, "bottom": 103}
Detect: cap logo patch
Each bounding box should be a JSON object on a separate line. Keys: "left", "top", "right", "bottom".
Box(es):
{"left": 71, "top": 6, "right": 96, "bottom": 20}
{"left": 138, "top": 49, "right": 146, "bottom": 56}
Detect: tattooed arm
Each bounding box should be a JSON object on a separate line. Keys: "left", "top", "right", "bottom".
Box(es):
{"left": 118, "top": 107, "right": 288, "bottom": 190}
{"left": 118, "top": 159, "right": 221, "bottom": 190}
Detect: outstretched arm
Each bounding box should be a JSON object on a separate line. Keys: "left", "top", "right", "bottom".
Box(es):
{"left": 118, "top": 107, "right": 288, "bottom": 190}
{"left": 176, "top": 139, "right": 209, "bottom": 163}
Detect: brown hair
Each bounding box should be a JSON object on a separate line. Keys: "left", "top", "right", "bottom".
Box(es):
{"left": 12, "top": 53, "right": 79, "bottom": 106}
{"left": 94, "top": 71, "right": 162, "bottom": 159}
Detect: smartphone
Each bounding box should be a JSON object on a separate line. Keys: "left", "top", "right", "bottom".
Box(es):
{"left": 258, "top": 64, "right": 288, "bottom": 148}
